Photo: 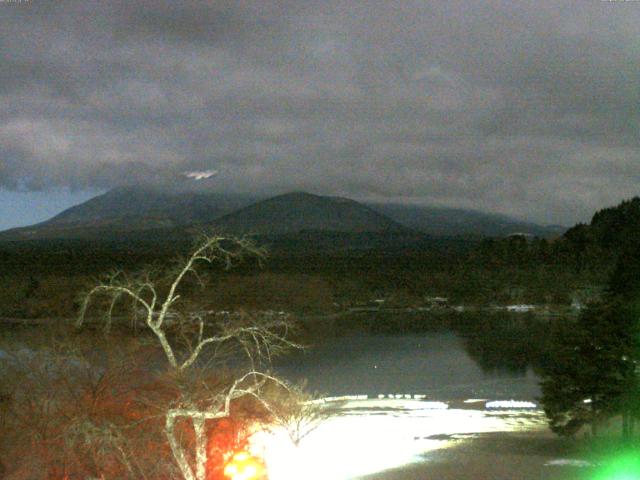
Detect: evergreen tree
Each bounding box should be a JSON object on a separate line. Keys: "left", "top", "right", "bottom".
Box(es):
{"left": 540, "top": 299, "right": 638, "bottom": 436}
{"left": 539, "top": 242, "right": 640, "bottom": 437}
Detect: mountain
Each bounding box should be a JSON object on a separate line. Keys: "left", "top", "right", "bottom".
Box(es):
{"left": 0, "top": 189, "right": 409, "bottom": 242}
{"left": 366, "top": 202, "right": 566, "bottom": 238}
{"left": 0, "top": 186, "right": 564, "bottom": 243}
{"left": 213, "top": 192, "right": 408, "bottom": 235}
{"left": 48, "top": 185, "right": 257, "bottom": 226}
{"left": 0, "top": 186, "right": 259, "bottom": 241}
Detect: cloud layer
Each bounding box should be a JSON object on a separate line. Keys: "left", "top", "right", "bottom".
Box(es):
{"left": 1, "top": 0, "right": 639, "bottom": 224}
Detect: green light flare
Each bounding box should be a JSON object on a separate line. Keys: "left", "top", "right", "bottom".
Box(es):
{"left": 591, "top": 450, "right": 640, "bottom": 480}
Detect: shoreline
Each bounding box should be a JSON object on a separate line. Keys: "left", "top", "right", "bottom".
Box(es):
{"left": 359, "top": 429, "right": 589, "bottom": 480}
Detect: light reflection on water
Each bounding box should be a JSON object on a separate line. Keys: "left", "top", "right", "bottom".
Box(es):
{"left": 265, "top": 329, "right": 549, "bottom": 479}
{"left": 251, "top": 399, "right": 548, "bottom": 480}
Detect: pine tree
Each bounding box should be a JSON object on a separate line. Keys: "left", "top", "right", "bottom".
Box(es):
{"left": 540, "top": 298, "right": 639, "bottom": 437}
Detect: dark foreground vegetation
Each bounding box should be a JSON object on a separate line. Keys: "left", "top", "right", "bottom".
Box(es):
{"left": 0, "top": 232, "right": 607, "bottom": 320}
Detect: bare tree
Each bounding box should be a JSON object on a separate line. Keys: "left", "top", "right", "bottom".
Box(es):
{"left": 76, "top": 235, "right": 306, "bottom": 480}
{"left": 263, "top": 381, "right": 338, "bottom": 447}
{"left": 77, "top": 236, "right": 298, "bottom": 369}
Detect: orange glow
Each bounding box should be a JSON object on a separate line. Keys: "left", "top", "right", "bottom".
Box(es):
{"left": 223, "top": 451, "right": 266, "bottom": 480}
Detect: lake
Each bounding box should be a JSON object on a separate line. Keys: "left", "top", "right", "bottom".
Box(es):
{"left": 273, "top": 330, "right": 541, "bottom": 401}
{"left": 2, "top": 316, "right": 591, "bottom": 479}
{"left": 259, "top": 321, "right": 590, "bottom": 480}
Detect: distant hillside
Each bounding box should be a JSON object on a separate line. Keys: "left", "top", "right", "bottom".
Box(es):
{"left": 213, "top": 192, "right": 409, "bottom": 235}
{"left": 578, "top": 196, "right": 640, "bottom": 249}
{"left": 366, "top": 202, "right": 566, "bottom": 238}
{"left": 0, "top": 186, "right": 258, "bottom": 241}
{"left": 50, "top": 186, "right": 257, "bottom": 225}
{"left": 0, "top": 186, "right": 565, "bottom": 244}
{"left": 563, "top": 196, "right": 640, "bottom": 256}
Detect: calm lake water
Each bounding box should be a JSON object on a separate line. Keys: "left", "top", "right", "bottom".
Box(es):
{"left": 273, "top": 331, "right": 541, "bottom": 401}
{"left": 1, "top": 314, "right": 551, "bottom": 402}
{"left": 262, "top": 325, "right": 571, "bottom": 480}
{"left": 3, "top": 317, "right": 590, "bottom": 480}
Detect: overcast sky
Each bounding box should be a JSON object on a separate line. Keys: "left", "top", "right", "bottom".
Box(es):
{"left": 1, "top": 0, "right": 639, "bottom": 230}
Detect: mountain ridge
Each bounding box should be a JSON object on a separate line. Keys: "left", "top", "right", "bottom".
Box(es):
{"left": 0, "top": 186, "right": 566, "bottom": 242}
{"left": 366, "top": 202, "right": 566, "bottom": 238}
{"left": 212, "top": 191, "right": 409, "bottom": 235}
{"left": 46, "top": 185, "right": 259, "bottom": 227}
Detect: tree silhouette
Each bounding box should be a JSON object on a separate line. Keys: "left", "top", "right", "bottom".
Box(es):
{"left": 76, "top": 235, "right": 315, "bottom": 480}
{"left": 540, "top": 290, "right": 640, "bottom": 437}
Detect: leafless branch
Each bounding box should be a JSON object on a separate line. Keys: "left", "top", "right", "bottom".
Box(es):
{"left": 73, "top": 235, "right": 312, "bottom": 480}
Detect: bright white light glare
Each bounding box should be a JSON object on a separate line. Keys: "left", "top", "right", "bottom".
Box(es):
{"left": 505, "top": 304, "right": 536, "bottom": 312}
{"left": 321, "top": 395, "right": 369, "bottom": 402}
{"left": 485, "top": 400, "right": 537, "bottom": 409}
{"left": 377, "top": 394, "right": 427, "bottom": 400}
{"left": 544, "top": 459, "right": 594, "bottom": 468}
{"left": 250, "top": 398, "right": 546, "bottom": 480}
{"left": 183, "top": 169, "right": 218, "bottom": 180}
{"left": 341, "top": 398, "right": 448, "bottom": 411}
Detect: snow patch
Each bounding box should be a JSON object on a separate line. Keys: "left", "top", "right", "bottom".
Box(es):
{"left": 485, "top": 400, "right": 537, "bottom": 409}
{"left": 505, "top": 304, "right": 535, "bottom": 312}
{"left": 183, "top": 169, "right": 218, "bottom": 180}
{"left": 321, "top": 395, "right": 368, "bottom": 403}
{"left": 545, "top": 459, "right": 594, "bottom": 468}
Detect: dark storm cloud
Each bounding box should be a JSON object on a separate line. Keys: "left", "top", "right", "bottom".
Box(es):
{"left": 1, "top": 0, "right": 639, "bottom": 223}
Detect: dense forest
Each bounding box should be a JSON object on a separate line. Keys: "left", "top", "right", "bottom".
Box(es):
{"left": 2, "top": 197, "right": 639, "bottom": 320}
